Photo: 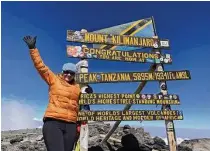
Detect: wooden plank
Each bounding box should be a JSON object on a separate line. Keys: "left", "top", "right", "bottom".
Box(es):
{"left": 66, "top": 30, "right": 170, "bottom": 49}
{"left": 75, "top": 70, "right": 191, "bottom": 84}
{"left": 79, "top": 93, "right": 180, "bottom": 105}
{"left": 77, "top": 110, "right": 183, "bottom": 121}
{"left": 67, "top": 45, "right": 172, "bottom": 64}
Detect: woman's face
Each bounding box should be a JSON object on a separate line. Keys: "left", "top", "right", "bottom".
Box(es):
{"left": 63, "top": 70, "right": 75, "bottom": 82}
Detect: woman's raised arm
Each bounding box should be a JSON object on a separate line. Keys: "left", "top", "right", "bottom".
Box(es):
{"left": 23, "top": 36, "right": 56, "bottom": 85}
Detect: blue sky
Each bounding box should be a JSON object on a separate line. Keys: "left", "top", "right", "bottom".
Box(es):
{"left": 1, "top": 1, "right": 210, "bottom": 137}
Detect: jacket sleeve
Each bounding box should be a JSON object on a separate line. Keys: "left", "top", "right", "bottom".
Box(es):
{"left": 30, "top": 48, "right": 56, "bottom": 85}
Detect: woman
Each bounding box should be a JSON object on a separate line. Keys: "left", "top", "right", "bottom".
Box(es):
{"left": 23, "top": 36, "right": 81, "bottom": 151}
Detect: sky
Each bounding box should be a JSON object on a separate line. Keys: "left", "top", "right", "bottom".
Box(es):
{"left": 1, "top": 1, "right": 210, "bottom": 138}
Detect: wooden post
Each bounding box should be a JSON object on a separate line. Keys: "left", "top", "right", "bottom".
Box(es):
{"left": 154, "top": 49, "right": 177, "bottom": 151}
{"left": 152, "top": 16, "right": 177, "bottom": 151}
{"left": 76, "top": 44, "right": 89, "bottom": 151}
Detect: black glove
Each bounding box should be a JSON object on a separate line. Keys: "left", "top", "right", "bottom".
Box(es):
{"left": 23, "top": 36, "right": 37, "bottom": 49}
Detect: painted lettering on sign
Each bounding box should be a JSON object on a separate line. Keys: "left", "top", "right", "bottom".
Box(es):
{"left": 79, "top": 93, "right": 180, "bottom": 105}
{"left": 75, "top": 71, "right": 191, "bottom": 83}
{"left": 66, "top": 46, "right": 172, "bottom": 64}
{"left": 79, "top": 99, "right": 180, "bottom": 105}
{"left": 77, "top": 110, "right": 183, "bottom": 121}
{"left": 66, "top": 30, "right": 170, "bottom": 49}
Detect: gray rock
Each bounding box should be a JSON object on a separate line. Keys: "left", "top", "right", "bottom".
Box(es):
{"left": 179, "top": 138, "right": 210, "bottom": 151}
{"left": 36, "top": 135, "right": 44, "bottom": 141}
{"left": 153, "top": 136, "right": 166, "bottom": 147}
{"left": 1, "top": 144, "right": 8, "bottom": 151}
{"left": 98, "top": 127, "right": 106, "bottom": 134}
{"left": 10, "top": 136, "right": 24, "bottom": 144}
{"left": 18, "top": 141, "right": 31, "bottom": 150}
{"left": 1, "top": 123, "right": 210, "bottom": 151}
{"left": 177, "top": 145, "right": 192, "bottom": 151}
{"left": 143, "top": 132, "right": 154, "bottom": 145}
{"left": 89, "top": 135, "right": 101, "bottom": 146}
{"left": 139, "top": 144, "right": 152, "bottom": 151}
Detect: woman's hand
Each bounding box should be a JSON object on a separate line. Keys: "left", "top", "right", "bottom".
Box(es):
{"left": 23, "top": 36, "right": 37, "bottom": 49}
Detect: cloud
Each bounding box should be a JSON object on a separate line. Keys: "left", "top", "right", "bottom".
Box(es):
{"left": 33, "top": 117, "right": 42, "bottom": 122}
{"left": 160, "top": 137, "right": 189, "bottom": 145}
{"left": 143, "top": 126, "right": 210, "bottom": 139}
{"left": 1, "top": 97, "right": 43, "bottom": 131}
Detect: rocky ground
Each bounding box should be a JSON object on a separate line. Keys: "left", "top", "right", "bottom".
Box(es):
{"left": 1, "top": 122, "right": 210, "bottom": 151}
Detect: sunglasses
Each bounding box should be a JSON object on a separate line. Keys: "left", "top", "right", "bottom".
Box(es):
{"left": 63, "top": 70, "right": 75, "bottom": 76}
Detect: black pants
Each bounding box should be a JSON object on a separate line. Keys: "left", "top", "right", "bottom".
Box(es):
{"left": 42, "top": 118, "right": 77, "bottom": 151}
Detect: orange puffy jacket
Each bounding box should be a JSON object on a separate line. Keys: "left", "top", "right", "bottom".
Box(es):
{"left": 30, "top": 48, "right": 81, "bottom": 123}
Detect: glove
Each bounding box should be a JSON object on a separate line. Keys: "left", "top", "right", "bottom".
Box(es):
{"left": 23, "top": 36, "right": 37, "bottom": 49}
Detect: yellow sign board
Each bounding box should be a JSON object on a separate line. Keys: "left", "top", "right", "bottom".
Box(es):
{"left": 67, "top": 30, "right": 170, "bottom": 49}
{"left": 77, "top": 110, "right": 183, "bottom": 121}
{"left": 79, "top": 93, "right": 180, "bottom": 105}
{"left": 75, "top": 70, "right": 191, "bottom": 84}
{"left": 67, "top": 46, "right": 172, "bottom": 64}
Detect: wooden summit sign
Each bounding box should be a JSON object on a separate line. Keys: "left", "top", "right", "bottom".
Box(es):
{"left": 79, "top": 93, "right": 180, "bottom": 105}
{"left": 77, "top": 110, "right": 183, "bottom": 121}
{"left": 67, "top": 45, "right": 172, "bottom": 64}
{"left": 67, "top": 17, "right": 192, "bottom": 151}
{"left": 75, "top": 70, "right": 191, "bottom": 84}
{"left": 66, "top": 30, "right": 170, "bottom": 49}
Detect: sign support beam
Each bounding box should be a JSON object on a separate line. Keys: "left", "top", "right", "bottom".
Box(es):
{"left": 152, "top": 16, "right": 177, "bottom": 151}
{"left": 76, "top": 44, "right": 89, "bottom": 151}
